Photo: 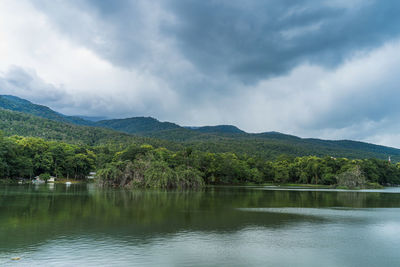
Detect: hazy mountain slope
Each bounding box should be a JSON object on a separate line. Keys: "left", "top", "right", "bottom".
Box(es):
{"left": 186, "top": 125, "right": 245, "bottom": 134}
{"left": 96, "top": 117, "right": 181, "bottom": 134}
{"left": 96, "top": 119, "right": 245, "bottom": 140}
{"left": 0, "top": 95, "right": 94, "bottom": 126}
{"left": 0, "top": 108, "right": 181, "bottom": 149}
{"left": 76, "top": 115, "right": 107, "bottom": 122}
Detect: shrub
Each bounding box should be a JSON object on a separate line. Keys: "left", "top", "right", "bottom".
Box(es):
{"left": 39, "top": 173, "right": 51, "bottom": 182}
{"left": 336, "top": 165, "right": 366, "bottom": 189}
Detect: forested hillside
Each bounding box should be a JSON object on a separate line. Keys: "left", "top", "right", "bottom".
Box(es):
{"left": 1, "top": 95, "right": 400, "bottom": 162}
{"left": 0, "top": 108, "right": 181, "bottom": 149}
{"left": 0, "top": 95, "right": 93, "bottom": 126}
{"left": 96, "top": 117, "right": 181, "bottom": 134}
{"left": 186, "top": 125, "right": 245, "bottom": 134}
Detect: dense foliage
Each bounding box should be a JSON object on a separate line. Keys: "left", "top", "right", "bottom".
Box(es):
{"left": 2, "top": 95, "right": 400, "bottom": 162}
{"left": 1, "top": 95, "right": 400, "bottom": 188}
{"left": 1, "top": 131, "right": 400, "bottom": 188}
{"left": 2, "top": 108, "right": 400, "bottom": 163}
{"left": 96, "top": 144, "right": 400, "bottom": 189}
{"left": 0, "top": 133, "right": 95, "bottom": 179}
{"left": 97, "top": 117, "right": 181, "bottom": 134}
{"left": 0, "top": 108, "right": 181, "bottom": 149}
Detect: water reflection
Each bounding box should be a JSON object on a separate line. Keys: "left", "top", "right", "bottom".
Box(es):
{"left": 1, "top": 185, "right": 400, "bottom": 266}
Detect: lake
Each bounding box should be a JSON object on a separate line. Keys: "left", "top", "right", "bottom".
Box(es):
{"left": 1, "top": 184, "right": 400, "bottom": 266}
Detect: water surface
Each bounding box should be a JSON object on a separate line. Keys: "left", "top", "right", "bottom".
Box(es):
{"left": 1, "top": 184, "right": 400, "bottom": 266}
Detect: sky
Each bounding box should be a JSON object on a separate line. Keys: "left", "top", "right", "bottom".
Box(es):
{"left": 1, "top": 0, "right": 400, "bottom": 147}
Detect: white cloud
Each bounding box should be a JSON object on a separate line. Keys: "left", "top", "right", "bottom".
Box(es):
{"left": 209, "top": 40, "right": 400, "bottom": 147}
{"left": 1, "top": 0, "right": 400, "bottom": 148}
{"left": 0, "top": 0, "right": 180, "bottom": 118}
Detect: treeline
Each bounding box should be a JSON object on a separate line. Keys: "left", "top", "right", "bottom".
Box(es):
{"left": 0, "top": 133, "right": 96, "bottom": 179}
{"left": 97, "top": 144, "right": 400, "bottom": 188}
{"left": 1, "top": 133, "right": 400, "bottom": 188}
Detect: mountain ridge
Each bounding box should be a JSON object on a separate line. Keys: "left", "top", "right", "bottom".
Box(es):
{"left": 96, "top": 116, "right": 182, "bottom": 134}
{"left": 0, "top": 94, "right": 398, "bottom": 161}
{"left": 0, "top": 95, "right": 94, "bottom": 126}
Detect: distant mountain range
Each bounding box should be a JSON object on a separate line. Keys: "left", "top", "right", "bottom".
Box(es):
{"left": 0, "top": 95, "right": 94, "bottom": 126}
{"left": 0, "top": 95, "right": 248, "bottom": 138}
{"left": 0, "top": 94, "right": 399, "bottom": 161}
{"left": 75, "top": 115, "right": 108, "bottom": 122}
{"left": 185, "top": 125, "right": 244, "bottom": 134}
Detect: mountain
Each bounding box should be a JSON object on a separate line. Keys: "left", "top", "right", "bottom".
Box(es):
{"left": 0, "top": 95, "right": 94, "bottom": 126}
{"left": 97, "top": 119, "right": 247, "bottom": 141}
{"left": 96, "top": 117, "right": 181, "bottom": 134}
{"left": 0, "top": 108, "right": 181, "bottom": 149}
{"left": 187, "top": 125, "right": 245, "bottom": 134}
{"left": 1, "top": 94, "right": 400, "bottom": 161}
{"left": 76, "top": 115, "right": 108, "bottom": 122}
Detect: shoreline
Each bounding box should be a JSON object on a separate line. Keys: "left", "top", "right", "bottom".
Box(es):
{"left": 0, "top": 179, "right": 386, "bottom": 190}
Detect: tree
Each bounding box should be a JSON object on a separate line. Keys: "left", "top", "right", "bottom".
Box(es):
{"left": 337, "top": 165, "right": 366, "bottom": 188}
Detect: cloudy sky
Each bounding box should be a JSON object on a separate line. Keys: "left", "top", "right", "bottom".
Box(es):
{"left": 1, "top": 0, "right": 400, "bottom": 147}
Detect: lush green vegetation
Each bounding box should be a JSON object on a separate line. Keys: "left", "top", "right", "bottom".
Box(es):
{"left": 96, "top": 144, "right": 400, "bottom": 188}
{"left": 0, "top": 133, "right": 95, "bottom": 179}
{"left": 97, "top": 117, "right": 181, "bottom": 134}
{"left": 2, "top": 94, "right": 400, "bottom": 162}
{"left": 2, "top": 107, "right": 400, "bottom": 163}
{"left": 2, "top": 132, "right": 400, "bottom": 188}
{"left": 1, "top": 95, "right": 400, "bottom": 189}
{"left": 0, "top": 108, "right": 182, "bottom": 149}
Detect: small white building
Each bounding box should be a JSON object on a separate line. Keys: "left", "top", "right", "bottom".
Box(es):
{"left": 87, "top": 172, "right": 96, "bottom": 179}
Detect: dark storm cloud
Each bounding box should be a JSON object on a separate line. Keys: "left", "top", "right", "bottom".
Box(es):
{"left": 32, "top": 0, "right": 156, "bottom": 68}
{"left": 166, "top": 0, "right": 400, "bottom": 80}
{"left": 32, "top": 0, "right": 400, "bottom": 82}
